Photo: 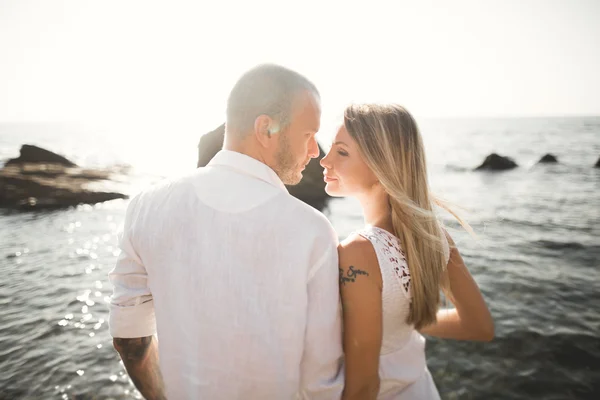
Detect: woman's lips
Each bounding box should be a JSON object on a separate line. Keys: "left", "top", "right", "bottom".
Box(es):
{"left": 324, "top": 175, "right": 338, "bottom": 182}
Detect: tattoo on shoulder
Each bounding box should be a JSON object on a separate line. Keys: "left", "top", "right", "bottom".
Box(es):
{"left": 113, "top": 336, "right": 153, "bottom": 361}
{"left": 339, "top": 265, "right": 369, "bottom": 286}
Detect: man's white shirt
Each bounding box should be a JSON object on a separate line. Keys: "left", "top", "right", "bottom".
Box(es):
{"left": 109, "top": 150, "right": 344, "bottom": 399}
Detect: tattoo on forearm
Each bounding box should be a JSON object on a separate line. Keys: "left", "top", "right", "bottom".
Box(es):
{"left": 114, "top": 336, "right": 167, "bottom": 400}
{"left": 114, "top": 336, "right": 153, "bottom": 361}
{"left": 339, "top": 265, "right": 369, "bottom": 286}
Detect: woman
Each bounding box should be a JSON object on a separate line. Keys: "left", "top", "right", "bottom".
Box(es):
{"left": 320, "top": 104, "right": 494, "bottom": 400}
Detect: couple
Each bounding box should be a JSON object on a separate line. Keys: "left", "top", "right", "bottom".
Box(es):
{"left": 108, "top": 64, "right": 494, "bottom": 400}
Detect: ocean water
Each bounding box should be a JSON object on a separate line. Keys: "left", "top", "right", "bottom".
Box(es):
{"left": 0, "top": 117, "right": 599, "bottom": 399}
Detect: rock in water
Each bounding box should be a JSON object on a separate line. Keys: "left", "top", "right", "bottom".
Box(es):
{"left": 475, "top": 153, "right": 518, "bottom": 171}
{"left": 538, "top": 154, "right": 559, "bottom": 163}
{"left": 197, "top": 124, "right": 329, "bottom": 210}
{"left": 197, "top": 124, "right": 226, "bottom": 168}
{"left": 6, "top": 144, "right": 77, "bottom": 167}
{"left": 0, "top": 145, "right": 128, "bottom": 211}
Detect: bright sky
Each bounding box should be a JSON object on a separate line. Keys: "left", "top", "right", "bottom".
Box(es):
{"left": 1, "top": 0, "right": 599, "bottom": 139}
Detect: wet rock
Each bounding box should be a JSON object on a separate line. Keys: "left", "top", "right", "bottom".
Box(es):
{"left": 1, "top": 146, "right": 128, "bottom": 210}
{"left": 6, "top": 144, "right": 77, "bottom": 167}
{"left": 475, "top": 153, "right": 518, "bottom": 171}
{"left": 538, "top": 154, "right": 558, "bottom": 164}
{"left": 197, "top": 124, "right": 226, "bottom": 168}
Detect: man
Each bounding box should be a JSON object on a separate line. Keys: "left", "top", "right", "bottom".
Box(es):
{"left": 108, "top": 64, "right": 344, "bottom": 399}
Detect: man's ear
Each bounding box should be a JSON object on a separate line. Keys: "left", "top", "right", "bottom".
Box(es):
{"left": 254, "top": 115, "right": 274, "bottom": 148}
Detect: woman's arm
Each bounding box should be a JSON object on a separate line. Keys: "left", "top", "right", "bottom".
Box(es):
{"left": 419, "top": 234, "right": 494, "bottom": 341}
{"left": 338, "top": 236, "right": 383, "bottom": 400}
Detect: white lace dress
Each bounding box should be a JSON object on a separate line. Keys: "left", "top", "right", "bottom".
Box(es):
{"left": 354, "top": 226, "right": 449, "bottom": 400}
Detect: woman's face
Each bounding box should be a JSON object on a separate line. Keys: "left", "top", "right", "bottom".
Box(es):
{"left": 320, "top": 124, "right": 379, "bottom": 197}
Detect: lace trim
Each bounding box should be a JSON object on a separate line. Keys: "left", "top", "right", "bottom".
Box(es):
{"left": 357, "top": 227, "right": 411, "bottom": 298}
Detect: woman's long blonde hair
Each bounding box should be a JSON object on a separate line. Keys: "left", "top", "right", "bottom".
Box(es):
{"left": 344, "top": 104, "right": 468, "bottom": 329}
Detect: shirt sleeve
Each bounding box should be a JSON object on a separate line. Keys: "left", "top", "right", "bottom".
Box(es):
{"left": 299, "top": 238, "right": 345, "bottom": 399}
{"left": 108, "top": 195, "right": 157, "bottom": 338}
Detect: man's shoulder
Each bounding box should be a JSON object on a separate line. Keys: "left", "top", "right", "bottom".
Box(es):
{"left": 284, "top": 195, "right": 333, "bottom": 225}
{"left": 132, "top": 170, "right": 201, "bottom": 207}
{"left": 280, "top": 195, "right": 338, "bottom": 243}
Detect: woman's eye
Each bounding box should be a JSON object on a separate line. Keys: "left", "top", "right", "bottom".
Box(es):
{"left": 337, "top": 150, "right": 348, "bottom": 157}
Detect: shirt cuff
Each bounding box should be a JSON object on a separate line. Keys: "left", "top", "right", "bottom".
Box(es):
{"left": 109, "top": 300, "right": 157, "bottom": 338}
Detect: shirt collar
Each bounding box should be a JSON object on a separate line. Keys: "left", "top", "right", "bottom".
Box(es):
{"left": 207, "top": 150, "right": 288, "bottom": 193}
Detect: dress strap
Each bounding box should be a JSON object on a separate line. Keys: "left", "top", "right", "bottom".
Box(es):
{"left": 355, "top": 226, "right": 412, "bottom": 299}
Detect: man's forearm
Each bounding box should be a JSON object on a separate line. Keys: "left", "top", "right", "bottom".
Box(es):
{"left": 113, "top": 336, "right": 166, "bottom": 400}
{"left": 342, "top": 379, "right": 380, "bottom": 400}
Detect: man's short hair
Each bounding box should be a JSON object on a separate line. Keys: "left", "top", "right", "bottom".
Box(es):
{"left": 226, "top": 64, "right": 319, "bottom": 137}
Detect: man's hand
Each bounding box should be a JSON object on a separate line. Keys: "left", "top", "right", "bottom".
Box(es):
{"left": 113, "top": 336, "right": 167, "bottom": 400}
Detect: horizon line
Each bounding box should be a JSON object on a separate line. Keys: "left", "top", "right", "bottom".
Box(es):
{"left": 1, "top": 113, "right": 600, "bottom": 126}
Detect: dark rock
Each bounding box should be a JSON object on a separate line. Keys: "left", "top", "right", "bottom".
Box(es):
{"left": 197, "top": 124, "right": 329, "bottom": 210}
{"left": 197, "top": 124, "right": 226, "bottom": 168}
{"left": 287, "top": 146, "right": 329, "bottom": 210}
{"left": 595, "top": 157, "right": 600, "bottom": 168}
{"left": 538, "top": 154, "right": 558, "bottom": 164}
{"left": 6, "top": 144, "right": 77, "bottom": 167}
{"left": 475, "top": 153, "right": 518, "bottom": 171}
{"left": 0, "top": 157, "right": 128, "bottom": 211}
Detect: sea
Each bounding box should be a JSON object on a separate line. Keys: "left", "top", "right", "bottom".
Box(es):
{"left": 0, "top": 116, "right": 599, "bottom": 399}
